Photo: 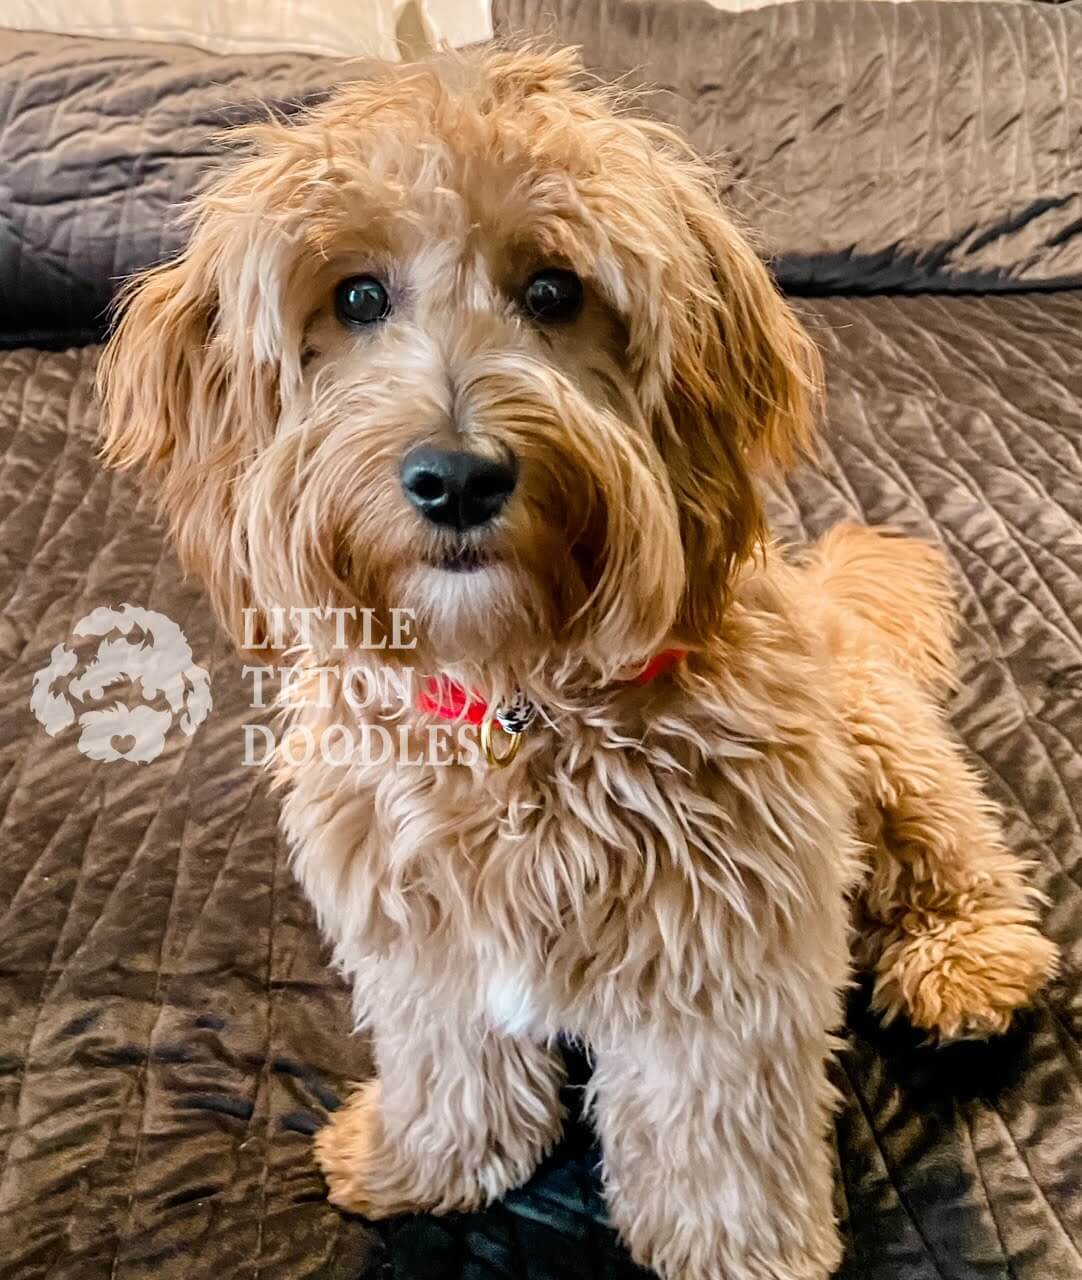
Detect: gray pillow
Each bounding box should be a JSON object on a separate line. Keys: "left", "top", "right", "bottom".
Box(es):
{"left": 500, "top": 0, "right": 1082, "bottom": 294}
{"left": 0, "top": 30, "right": 343, "bottom": 346}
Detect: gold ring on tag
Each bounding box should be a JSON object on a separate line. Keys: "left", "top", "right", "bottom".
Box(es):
{"left": 481, "top": 717, "right": 524, "bottom": 768}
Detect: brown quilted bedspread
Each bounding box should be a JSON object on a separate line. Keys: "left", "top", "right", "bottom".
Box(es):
{"left": 2, "top": 291, "right": 1080, "bottom": 1278}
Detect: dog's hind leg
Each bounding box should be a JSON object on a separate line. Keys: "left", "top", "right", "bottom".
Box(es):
{"left": 845, "top": 660, "right": 1057, "bottom": 1040}
{"left": 805, "top": 523, "right": 959, "bottom": 696}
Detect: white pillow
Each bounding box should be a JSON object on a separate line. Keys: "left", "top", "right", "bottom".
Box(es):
{"left": 0, "top": 0, "right": 493, "bottom": 59}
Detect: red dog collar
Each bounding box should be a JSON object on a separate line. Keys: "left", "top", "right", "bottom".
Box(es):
{"left": 417, "top": 649, "right": 687, "bottom": 726}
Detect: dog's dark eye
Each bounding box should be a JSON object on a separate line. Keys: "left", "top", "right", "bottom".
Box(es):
{"left": 522, "top": 269, "right": 583, "bottom": 323}
{"left": 335, "top": 276, "right": 391, "bottom": 327}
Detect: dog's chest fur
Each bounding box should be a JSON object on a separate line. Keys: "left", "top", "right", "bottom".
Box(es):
{"left": 284, "top": 632, "right": 863, "bottom": 1042}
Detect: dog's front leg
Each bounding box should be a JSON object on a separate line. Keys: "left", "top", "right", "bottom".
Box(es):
{"left": 589, "top": 1018, "right": 842, "bottom": 1280}
{"left": 315, "top": 1007, "right": 566, "bottom": 1218}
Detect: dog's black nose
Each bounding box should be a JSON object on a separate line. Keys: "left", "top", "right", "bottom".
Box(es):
{"left": 399, "top": 445, "right": 517, "bottom": 531}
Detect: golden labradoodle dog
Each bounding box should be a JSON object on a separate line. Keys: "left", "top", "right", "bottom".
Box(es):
{"left": 99, "top": 47, "right": 1056, "bottom": 1280}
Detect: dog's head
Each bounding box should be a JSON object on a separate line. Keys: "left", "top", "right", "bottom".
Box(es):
{"left": 100, "top": 47, "right": 819, "bottom": 677}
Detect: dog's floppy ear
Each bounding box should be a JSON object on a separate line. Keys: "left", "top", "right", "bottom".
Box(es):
{"left": 98, "top": 233, "right": 277, "bottom": 651}
{"left": 639, "top": 134, "right": 822, "bottom": 644}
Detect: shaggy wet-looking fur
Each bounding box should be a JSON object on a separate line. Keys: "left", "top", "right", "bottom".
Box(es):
{"left": 98, "top": 46, "right": 1056, "bottom": 1280}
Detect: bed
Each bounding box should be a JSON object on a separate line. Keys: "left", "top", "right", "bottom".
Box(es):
{"left": 1, "top": 3, "right": 1080, "bottom": 1276}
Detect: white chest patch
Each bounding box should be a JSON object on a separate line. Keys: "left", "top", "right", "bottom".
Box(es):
{"left": 484, "top": 967, "right": 537, "bottom": 1036}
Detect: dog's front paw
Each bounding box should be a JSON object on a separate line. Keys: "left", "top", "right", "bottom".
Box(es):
{"left": 624, "top": 1223, "right": 841, "bottom": 1280}
{"left": 314, "top": 1080, "right": 411, "bottom": 1218}
{"left": 872, "top": 912, "right": 1058, "bottom": 1040}
{"left": 315, "top": 1077, "right": 540, "bottom": 1218}
{"left": 316, "top": 1079, "right": 463, "bottom": 1218}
